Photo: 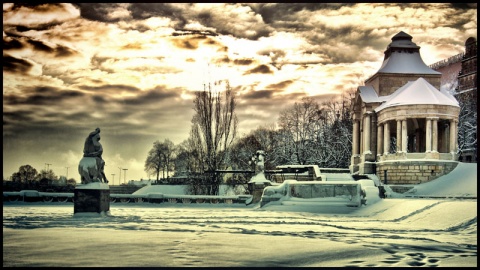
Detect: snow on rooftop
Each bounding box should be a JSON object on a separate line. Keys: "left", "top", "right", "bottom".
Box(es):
{"left": 375, "top": 77, "right": 459, "bottom": 112}
{"left": 377, "top": 51, "right": 441, "bottom": 74}
{"left": 358, "top": 86, "right": 390, "bottom": 103}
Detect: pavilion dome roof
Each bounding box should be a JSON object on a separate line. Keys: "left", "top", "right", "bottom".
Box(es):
{"left": 375, "top": 31, "right": 441, "bottom": 75}
{"left": 377, "top": 51, "right": 441, "bottom": 74}
{"left": 375, "top": 77, "right": 459, "bottom": 112}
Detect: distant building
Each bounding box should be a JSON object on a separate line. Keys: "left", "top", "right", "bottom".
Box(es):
{"left": 430, "top": 37, "right": 477, "bottom": 163}
{"left": 350, "top": 31, "right": 460, "bottom": 186}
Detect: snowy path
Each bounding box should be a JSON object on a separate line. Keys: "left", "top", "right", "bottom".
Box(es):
{"left": 3, "top": 199, "right": 477, "bottom": 267}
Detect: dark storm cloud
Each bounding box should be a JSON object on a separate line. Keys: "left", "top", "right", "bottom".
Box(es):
{"left": 26, "top": 39, "right": 54, "bottom": 53}
{"left": 3, "top": 37, "right": 24, "bottom": 50}
{"left": 76, "top": 3, "right": 270, "bottom": 40}
{"left": 79, "top": 84, "right": 140, "bottom": 95}
{"left": 233, "top": 58, "right": 254, "bottom": 65}
{"left": 172, "top": 29, "right": 218, "bottom": 37}
{"left": 213, "top": 56, "right": 230, "bottom": 64}
{"left": 244, "top": 64, "right": 273, "bottom": 75}
{"left": 10, "top": 3, "right": 65, "bottom": 12}
{"left": 92, "top": 95, "right": 107, "bottom": 104}
{"left": 194, "top": 7, "right": 272, "bottom": 40}
{"left": 171, "top": 35, "right": 222, "bottom": 50}
{"left": 3, "top": 110, "right": 35, "bottom": 124}
{"left": 248, "top": 3, "right": 349, "bottom": 24}
{"left": 4, "top": 36, "right": 78, "bottom": 58}
{"left": 75, "top": 3, "right": 128, "bottom": 22}
{"left": 53, "top": 45, "right": 77, "bottom": 57}
{"left": 3, "top": 86, "right": 85, "bottom": 106}
{"left": 241, "top": 90, "right": 275, "bottom": 100}
{"left": 90, "top": 55, "right": 114, "bottom": 72}
{"left": 121, "top": 88, "right": 179, "bottom": 106}
{"left": 75, "top": 3, "right": 189, "bottom": 29}
{"left": 3, "top": 54, "right": 34, "bottom": 74}
{"left": 266, "top": 80, "right": 294, "bottom": 90}
{"left": 4, "top": 3, "right": 79, "bottom": 28}
{"left": 450, "top": 3, "right": 477, "bottom": 9}
{"left": 171, "top": 38, "right": 198, "bottom": 50}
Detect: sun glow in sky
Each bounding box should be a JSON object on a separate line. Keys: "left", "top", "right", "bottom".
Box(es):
{"left": 3, "top": 3, "right": 477, "bottom": 181}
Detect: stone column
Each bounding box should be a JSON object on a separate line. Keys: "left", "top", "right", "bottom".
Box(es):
{"left": 377, "top": 123, "right": 383, "bottom": 156}
{"left": 401, "top": 119, "right": 408, "bottom": 153}
{"left": 396, "top": 119, "right": 402, "bottom": 152}
{"left": 449, "top": 119, "right": 457, "bottom": 153}
{"left": 432, "top": 118, "right": 438, "bottom": 152}
{"left": 363, "top": 112, "right": 371, "bottom": 154}
{"left": 441, "top": 122, "right": 449, "bottom": 152}
{"left": 384, "top": 121, "right": 390, "bottom": 155}
{"left": 352, "top": 119, "right": 360, "bottom": 156}
{"left": 426, "top": 118, "right": 432, "bottom": 152}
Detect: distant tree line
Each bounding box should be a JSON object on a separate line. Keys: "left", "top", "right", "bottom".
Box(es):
{"left": 4, "top": 164, "right": 76, "bottom": 192}
{"left": 144, "top": 80, "right": 355, "bottom": 195}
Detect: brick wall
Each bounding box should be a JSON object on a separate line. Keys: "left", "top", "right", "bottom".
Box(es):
{"left": 376, "top": 161, "right": 458, "bottom": 185}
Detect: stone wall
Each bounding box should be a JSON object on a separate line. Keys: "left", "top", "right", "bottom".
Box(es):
{"left": 366, "top": 74, "right": 441, "bottom": 96}
{"left": 376, "top": 160, "right": 458, "bottom": 185}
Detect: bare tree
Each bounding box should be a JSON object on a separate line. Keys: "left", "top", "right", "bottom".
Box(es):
{"left": 145, "top": 141, "right": 164, "bottom": 181}
{"left": 189, "top": 80, "right": 238, "bottom": 195}
{"left": 145, "top": 139, "right": 176, "bottom": 181}
{"left": 457, "top": 92, "right": 477, "bottom": 160}
{"left": 278, "top": 97, "right": 320, "bottom": 165}
{"left": 161, "top": 139, "right": 176, "bottom": 178}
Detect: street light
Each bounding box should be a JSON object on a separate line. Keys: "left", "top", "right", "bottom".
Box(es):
{"left": 118, "top": 167, "right": 122, "bottom": 185}
{"left": 45, "top": 163, "right": 52, "bottom": 178}
{"left": 65, "top": 167, "right": 69, "bottom": 179}
{"left": 123, "top": 168, "right": 128, "bottom": 184}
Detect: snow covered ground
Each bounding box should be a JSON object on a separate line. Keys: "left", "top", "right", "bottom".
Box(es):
{"left": 3, "top": 163, "right": 477, "bottom": 267}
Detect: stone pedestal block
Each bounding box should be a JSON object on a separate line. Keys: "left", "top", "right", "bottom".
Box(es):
{"left": 74, "top": 184, "right": 110, "bottom": 214}
{"left": 249, "top": 183, "right": 270, "bottom": 204}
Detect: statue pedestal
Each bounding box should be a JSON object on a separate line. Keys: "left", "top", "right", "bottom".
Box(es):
{"left": 247, "top": 172, "right": 271, "bottom": 205}
{"left": 74, "top": 183, "right": 110, "bottom": 216}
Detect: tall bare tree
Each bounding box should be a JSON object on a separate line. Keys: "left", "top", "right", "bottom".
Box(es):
{"left": 278, "top": 97, "right": 320, "bottom": 165}
{"left": 145, "top": 139, "right": 176, "bottom": 181}
{"left": 189, "top": 80, "right": 238, "bottom": 195}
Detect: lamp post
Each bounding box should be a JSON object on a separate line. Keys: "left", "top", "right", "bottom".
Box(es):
{"left": 65, "top": 167, "right": 69, "bottom": 179}
{"left": 118, "top": 167, "right": 122, "bottom": 185}
{"left": 123, "top": 169, "right": 128, "bottom": 185}
{"left": 45, "top": 163, "right": 52, "bottom": 179}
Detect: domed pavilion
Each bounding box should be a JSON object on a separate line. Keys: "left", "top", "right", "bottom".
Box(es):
{"left": 350, "top": 31, "right": 460, "bottom": 187}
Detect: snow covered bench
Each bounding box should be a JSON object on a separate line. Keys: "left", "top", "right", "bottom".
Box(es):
{"left": 260, "top": 180, "right": 363, "bottom": 207}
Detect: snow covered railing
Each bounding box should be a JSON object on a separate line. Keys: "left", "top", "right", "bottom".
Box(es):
{"left": 109, "top": 193, "right": 252, "bottom": 204}
{"left": 403, "top": 195, "right": 477, "bottom": 199}
{"left": 3, "top": 190, "right": 252, "bottom": 204}
{"left": 3, "top": 190, "right": 74, "bottom": 202}
{"left": 260, "top": 180, "right": 364, "bottom": 207}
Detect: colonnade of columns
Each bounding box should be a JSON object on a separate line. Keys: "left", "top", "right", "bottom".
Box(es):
{"left": 351, "top": 112, "right": 458, "bottom": 157}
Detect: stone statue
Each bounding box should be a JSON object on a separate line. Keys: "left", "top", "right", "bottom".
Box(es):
{"left": 78, "top": 127, "right": 109, "bottom": 184}
{"left": 255, "top": 150, "right": 265, "bottom": 173}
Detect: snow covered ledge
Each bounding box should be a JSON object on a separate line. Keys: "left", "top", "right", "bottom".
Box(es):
{"left": 74, "top": 182, "right": 110, "bottom": 217}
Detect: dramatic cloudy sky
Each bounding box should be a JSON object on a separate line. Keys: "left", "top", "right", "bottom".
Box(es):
{"left": 3, "top": 3, "right": 477, "bottom": 182}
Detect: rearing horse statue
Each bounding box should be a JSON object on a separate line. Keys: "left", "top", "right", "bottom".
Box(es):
{"left": 78, "top": 127, "right": 109, "bottom": 184}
